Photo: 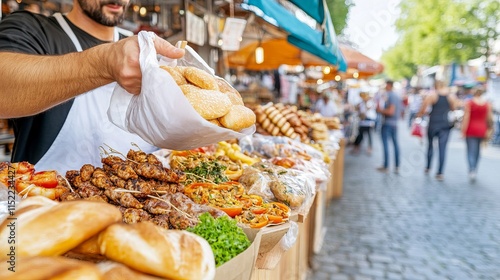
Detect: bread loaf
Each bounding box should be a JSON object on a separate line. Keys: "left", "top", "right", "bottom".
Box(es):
{"left": 216, "top": 79, "right": 244, "bottom": 106}
{"left": 185, "top": 89, "right": 232, "bottom": 119}
{"left": 160, "top": 66, "right": 187, "bottom": 85}
{"left": 98, "top": 262, "right": 165, "bottom": 280}
{"left": 183, "top": 67, "right": 219, "bottom": 90}
{"left": 98, "top": 222, "right": 215, "bottom": 280}
{"left": 0, "top": 256, "right": 102, "bottom": 280}
{"left": 219, "top": 105, "right": 256, "bottom": 131}
{"left": 0, "top": 199, "right": 122, "bottom": 258}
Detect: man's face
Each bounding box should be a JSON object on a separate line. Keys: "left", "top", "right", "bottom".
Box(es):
{"left": 78, "top": 0, "right": 130, "bottom": 27}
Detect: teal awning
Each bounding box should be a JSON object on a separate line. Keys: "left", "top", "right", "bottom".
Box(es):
{"left": 288, "top": 0, "right": 324, "bottom": 23}
{"left": 242, "top": 0, "right": 347, "bottom": 72}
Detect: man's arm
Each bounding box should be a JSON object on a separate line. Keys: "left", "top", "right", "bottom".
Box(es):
{"left": 0, "top": 35, "right": 184, "bottom": 118}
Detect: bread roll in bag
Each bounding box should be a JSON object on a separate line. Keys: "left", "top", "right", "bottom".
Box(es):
{"left": 108, "top": 31, "right": 255, "bottom": 151}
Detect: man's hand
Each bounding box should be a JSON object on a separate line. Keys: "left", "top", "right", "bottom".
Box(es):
{"left": 105, "top": 35, "right": 185, "bottom": 94}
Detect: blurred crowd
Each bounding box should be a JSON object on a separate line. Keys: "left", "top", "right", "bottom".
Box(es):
{"left": 330, "top": 80, "right": 499, "bottom": 182}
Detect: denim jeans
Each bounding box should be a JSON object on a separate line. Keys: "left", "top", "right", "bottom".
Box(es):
{"left": 492, "top": 114, "right": 500, "bottom": 144}
{"left": 466, "top": 137, "right": 482, "bottom": 172}
{"left": 426, "top": 127, "right": 450, "bottom": 175}
{"left": 381, "top": 124, "right": 399, "bottom": 168}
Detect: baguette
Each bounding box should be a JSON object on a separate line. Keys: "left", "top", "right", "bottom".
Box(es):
{"left": 0, "top": 199, "right": 122, "bottom": 258}
{"left": 98, "top": 222, "right": 215, "bottom": 280}
{"left": 0, "top": 256, "right": 102, "bottom": 280}
{"left": 98, "top": 262, "right": 165, "bottom": 280}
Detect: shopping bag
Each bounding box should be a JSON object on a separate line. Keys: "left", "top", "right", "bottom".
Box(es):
{"left": 410, "top": 119, "right": 424, "bottom": 138}
{"left": 108, "top": 31, "right": 255, "bottom": 150}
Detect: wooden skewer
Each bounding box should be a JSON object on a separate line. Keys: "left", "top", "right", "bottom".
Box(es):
{"left": 146, "top": 195, "right": 197, "bottom": 222}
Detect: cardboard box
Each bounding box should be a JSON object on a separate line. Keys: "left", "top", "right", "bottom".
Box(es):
{"left": 214, "top": 228, "right": 262, "bottom": 280}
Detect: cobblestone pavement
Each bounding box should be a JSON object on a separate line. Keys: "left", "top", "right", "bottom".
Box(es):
{"left": 311, "top": 123, "right": 500, "bottom": 280}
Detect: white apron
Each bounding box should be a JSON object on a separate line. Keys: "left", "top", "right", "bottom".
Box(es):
{"left": 35, "top": 14, "right": 156, "bottom": 174}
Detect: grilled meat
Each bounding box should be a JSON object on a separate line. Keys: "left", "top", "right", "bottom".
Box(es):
{"left": 122, "top": 208, "right": 151, "bottom": 224}
{"left": 60, "top": 191, "right": 81, "bottom": 201}
{"left": 77, "top": 181, "right": 102, "bottom": 198}
{"left": 79, "top": 164, "right": 95, "bottom": 181}
{"left": 143, "top": 198, "right": 171, "bottom": 215}
{"left": 125, "top": 178, "right": 153, "bottom": 198}
{"left": 91, "top": 168, "right": 114, "bottom": 189}
{"left": 103, "top": 187, "right": 143, "bottom": 209}
{"left": 151, "top": 215, "right": 171, "bottom": 229}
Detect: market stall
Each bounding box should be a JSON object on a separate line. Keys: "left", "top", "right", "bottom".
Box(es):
{"left": 0, "top": 0, "right": 348, "bottom": 279}
{"left": 0, "top": 130, "right": 344, "bottom": 280}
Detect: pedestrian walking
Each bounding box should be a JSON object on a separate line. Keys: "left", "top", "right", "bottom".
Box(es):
{"left": 407, "top": 87, "right": 423, "bottom": 127}
{"left": 376, "top": 80, "right": 402, "bottom": 173}
{"left": 351, "top": 92, "right": 376, "bottom": 155}
{"left": 461, "top": 87, "right": 494, "bottom": 181}
{"left": 417, "top": 80, "right": 458, "bottom": 181}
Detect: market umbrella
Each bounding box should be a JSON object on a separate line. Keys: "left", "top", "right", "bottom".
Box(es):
{"left": 340, "top": 44, "right": 384, "bottom": 78}
{"left": 226, "top": 38, "right": 336, "bottom": 71}
{"left": 226, "top": 38, "right": 384, "bottom": 80}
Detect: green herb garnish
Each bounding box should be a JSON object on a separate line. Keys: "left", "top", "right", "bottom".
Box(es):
{"left": 187, "top": 213, "right": 251, "bottom": 267}
{"left": 185, "top": 161, "right": 229, "bottom": 184}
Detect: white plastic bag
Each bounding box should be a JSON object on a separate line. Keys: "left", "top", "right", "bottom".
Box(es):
{"left": 108, "top": 31, "right": 255, "bottom": 150}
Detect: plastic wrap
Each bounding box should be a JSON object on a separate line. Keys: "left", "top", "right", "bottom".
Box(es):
{"left": 290, "top": 157, "right": 330, "bottom": 188}
{"left": 280, "top": 221, "right": 298, "bottom": 251}
{"left": 241, "top": 134, "right": 323, "bottom": 161}
{"left": 238, "top": 162, "right": 315, "bottom": 215}
{"left": 108, "top": 31, "right": 255, "bottom": 151}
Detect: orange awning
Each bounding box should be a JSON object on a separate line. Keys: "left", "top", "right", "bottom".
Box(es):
{"left": 226, "top": 38, "right": 384, "bottom": 78}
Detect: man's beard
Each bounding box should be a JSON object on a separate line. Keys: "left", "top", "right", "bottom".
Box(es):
{"left": 78, "top": 0, "right": 128, "bottom": 27}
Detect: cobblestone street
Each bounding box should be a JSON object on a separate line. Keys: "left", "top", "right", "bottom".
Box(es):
{"left": 311, "top": 123, "right": 500, "bottom": 280}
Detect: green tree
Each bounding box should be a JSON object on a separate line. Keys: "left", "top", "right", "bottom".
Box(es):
{"left": 381, "top": 37, "right": 417, "bottom": 80}
{"left": 326, "top": 0, "right": 354, "bottom": 35}
{"left": 383, "top": 0, "right": 498, "bottom": 78}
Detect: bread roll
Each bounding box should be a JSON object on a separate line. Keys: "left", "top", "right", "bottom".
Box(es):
{"left": 185, "top": 89, "right": 232, "bottom": 119}
{"left": 271, "top": 126, "right": 280, "bottom": 136}
{"left": 179, "top": 84, "right": 201, "bottom": 96}
{"left": 98, "top": 262, "right": 164, "bottom": 280}
{"left": 207, "top": 118, "right": 222, "bottom": 127}
{"left": 261, "top": 118, "right": 271, "bottom": 129}
{"left": 271, "top": 113, "right": 283, "bottom": 124}
{"left": 216, "top": 79, "right": 244, "bottom": 105}
{"left": 280, "top": 122, "right": 291, "bottom": 133}
{"left": 219, "top": 105, "right": 256, "bottom": 131}
{"left": 0, "top": 256, "right": 102, "bottom": 280}
{"left": 264, "top": 106, "right": 276, "bottom": 115}
{"left": 70, "top": 234, "right": 101, "bottom": 256}
{"left": 160, "top": 66, "right": 187, "bottom": 85}
{"left": 183, "top": 67, "right": 219, "bottom": 90}
{"left": 256, "top": 113, "right": 266, "bottom": 124}
{"left": 0, "top": 200, "right": 122, "bottom": 258}
{"left": 267, "top": 109, "right": 279, "bottom": 121}
{"left": 98, "top": 222, "right": 215, "bottom": 280}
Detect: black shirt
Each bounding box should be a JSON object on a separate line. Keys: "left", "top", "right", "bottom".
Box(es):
{"left": 0, "top": 11, "right": 108, "bottom": 164}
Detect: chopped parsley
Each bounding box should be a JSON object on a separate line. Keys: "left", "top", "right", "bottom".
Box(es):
{"left": 187, "top": 213, "right": 251, "bottom": 267}
{"left": 185, "top": 161, "right": 229, "bottom": 184}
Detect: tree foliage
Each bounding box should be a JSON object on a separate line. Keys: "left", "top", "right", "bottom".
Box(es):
{"left": 382, "top": 0, "right": 499, "bottom": 79}
{"left": 327, "top": 0, "right": 354, "bottom": 35}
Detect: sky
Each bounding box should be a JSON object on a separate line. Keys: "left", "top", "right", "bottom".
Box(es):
{"left": 343, "top": 0, "right": 401, "bottom": 61}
